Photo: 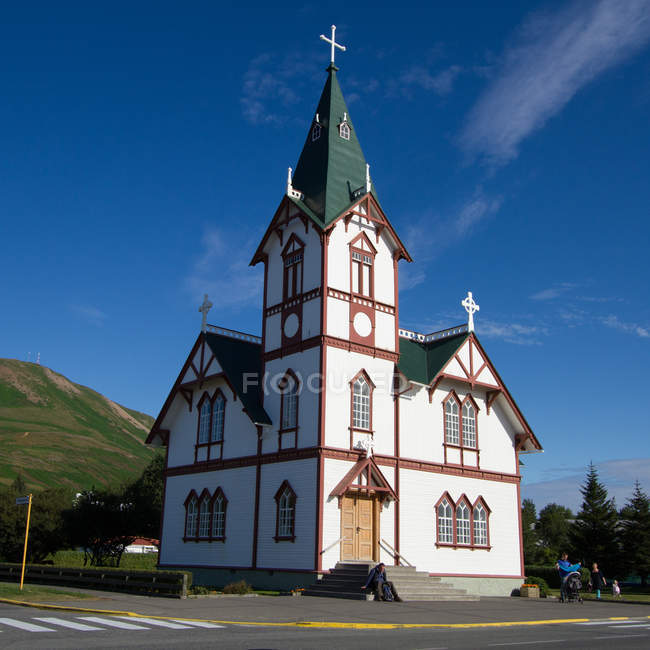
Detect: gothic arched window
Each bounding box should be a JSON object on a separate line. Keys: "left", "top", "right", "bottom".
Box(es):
{"left": 462, "top": 400, "right": 477, "bottom": 448}
{"left": 436, "top": 496, "right": 454, "bottom": 544}
{"left": 198, "top": 398, "right": 211, "bottom": 444}
{"left": 351, "top": 372, "right": 372, "bottom": 431}
{"left": 444, "top": 396, "right": 460, "bottom": 445}
{"left": 211, "top": 393, "right": 225, "bottom": 442}
{"left": 184, "top": 493, "right": 199, "bottom": 539}
{"left": 274, "top": 481, "right": 297, "bottom": 541}
{"left": 211, "top": 489, "right": 227, "bottom": 540}
{"left": 456, "top": 500, "right": 471, "bottom": 545}
{"left": 473, "top": 502, "right": 488, "bottom": 546}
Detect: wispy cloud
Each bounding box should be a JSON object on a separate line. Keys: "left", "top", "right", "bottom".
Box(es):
{"left": 477, "top": 319, "right": 549, "bottom": 345}
{"left": 397, "top": 64, "right": 462, "bottom": 97}
{"left": 241, "top": 52, "right": 320, "bottom": 125}
{"left": 71, "top": 305, "right": 106, "bottom": 326}
{"left": 185, "top": 228, "right": 263, "bottom": 310}
{"left": 600, "top": 314, "right": 650, "bottom": 338}
{"left": 530, "top": 283, "right": 578, "bottom": 301}
{"left": 523, "top": 458, "right": 650, "bottom": 511}
{"left": 460, "top": 0, "right": 650, "bottom": 165}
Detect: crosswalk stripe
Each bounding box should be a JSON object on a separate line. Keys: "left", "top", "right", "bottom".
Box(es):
{"left": 0, "top": 618, "right": 54, "bottom": 632}
{"left": 171, "top": 619, "right": 225, "bottom": 628}
{"left": 33, "top": 617, "right": 103, "bottom": 631}
{"left": 116, "top": 616, "right": 192, "bottom": 629}
{"left": 78, "top": 616, "right": 150, "bottom": 630}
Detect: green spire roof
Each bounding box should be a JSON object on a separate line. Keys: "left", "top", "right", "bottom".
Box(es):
{"left": 291, "top": 64, "right": 372, "bottom": 226}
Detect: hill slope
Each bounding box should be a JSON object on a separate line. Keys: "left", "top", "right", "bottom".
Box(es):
{"left": 0, "top": 359, "right": 156, "bottom": 491}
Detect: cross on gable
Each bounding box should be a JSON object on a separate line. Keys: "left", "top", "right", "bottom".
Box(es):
{"left": 462, "top": 291, "right": 480, "bottom": 332}
{"left": 198, "top": 294, "right": 213, "bottom": 332}
{"left": 320, "top": 24, "right": 346, "bottom": 65}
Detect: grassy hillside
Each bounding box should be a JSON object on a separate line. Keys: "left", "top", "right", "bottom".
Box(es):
{"left": 0, "top": 358, "right": 157, "bottom": 491}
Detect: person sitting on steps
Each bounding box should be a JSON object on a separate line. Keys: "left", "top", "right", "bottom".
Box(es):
{"left": 361, "top": 562, "right": 403, "bottom": 602}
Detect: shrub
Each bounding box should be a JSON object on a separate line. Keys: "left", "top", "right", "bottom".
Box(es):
{"left": 579, "top": 567, "right": 591, "bottom": 588}
{"left": 525, "top": 576, "right": 550, "bottom": 597}
{"left": 524, "top": 565, "right": 561, "bottom": 588}
{"left": 222, "top": 580, "right": 252, "bottom": 594}
{"left": 190, "top": 585, "right": 212, "bottom": 595}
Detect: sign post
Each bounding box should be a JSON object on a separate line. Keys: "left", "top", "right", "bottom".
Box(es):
{"left": 15, "top": 494, "right": 33, "bottom": 590}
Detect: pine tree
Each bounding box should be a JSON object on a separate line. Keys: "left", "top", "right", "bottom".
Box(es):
{"left": 569, "top": 463, "right": 619, "bottom": 575}
{"left": 521, "top": 499, "right": 541, "bottom": 565}
{"left": 619, "top": 481, "right": 650, "bottom": 585}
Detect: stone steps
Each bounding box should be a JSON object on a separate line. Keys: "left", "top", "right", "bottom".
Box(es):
{"left": 304, "top": 561, "right": 479, "bottom": 602}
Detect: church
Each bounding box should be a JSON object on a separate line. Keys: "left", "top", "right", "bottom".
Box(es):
{"left": 146, "top": 27, "right": 542, "bottom": 597}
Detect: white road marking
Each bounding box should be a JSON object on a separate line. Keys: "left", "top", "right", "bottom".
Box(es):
{"left": 116, "top": 616, "right": 192, "bottom": 629}
{"left": 171, "top": 619, "right": 226, "bottom": 628}
{"left": 576, "top": 620, "right": 632, "bottom": 626}
{"left": 610, "top": 624, "right": 650, "bottom": 629}
{"left": 0, "top": 618, "right": 54, "bottom": 632}
{"left": 78, "top": 616, "right": 150, "bottom": 630}
{"left": 488, "top": 642, "right": 566, "bottom": 647}
{"left": 33, "top": 617, "right": 103, "bottom": 631}
{"left": 592, "top": 634, "right": 646, "bottom": 639}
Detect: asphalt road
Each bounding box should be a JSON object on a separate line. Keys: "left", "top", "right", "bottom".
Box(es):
{"left": 0, "top": 591, "right": 648, "bottom": 649}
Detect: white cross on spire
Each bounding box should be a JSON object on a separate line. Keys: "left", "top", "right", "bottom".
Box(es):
{"left": 199, "top": 294, "right": 213, "bottom": 333}
{"left": 461, "top": 291, "right": 480, "bottom": 333}
{"left": 320, "top": 25, "right": 346, "bottom": 65}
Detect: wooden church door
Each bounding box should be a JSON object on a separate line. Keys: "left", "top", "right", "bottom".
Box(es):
{"left": 340, "top": 492, "right": 378, "bottom": 561}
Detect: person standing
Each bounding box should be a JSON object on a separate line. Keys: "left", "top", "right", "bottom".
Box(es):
{"left": 590, "top": 563, "right": 607, "bottom": 600}
{"left": 556, "top": 552, "right": 581, "bottom": 602}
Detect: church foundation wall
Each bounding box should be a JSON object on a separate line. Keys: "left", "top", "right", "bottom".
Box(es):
{"left": 437, "top": 576, "right": 522, "bottom": 597}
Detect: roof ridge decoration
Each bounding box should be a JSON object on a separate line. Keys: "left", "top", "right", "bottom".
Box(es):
{"left": 399, "top": 324, "right": 468, "bottom": 343}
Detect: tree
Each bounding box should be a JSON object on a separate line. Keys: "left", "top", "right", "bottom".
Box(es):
{"left": 63, "top": 489, "right": 137, "bottom": 567}
{"left": 124, "top": 453, "right": 164, "bottom": 540}
{"left": 521, "top": 499, "right": 542, "bottom": 564}
{"left": 536, "top": 503, "right": 573, "bottom": 563}
{"left": 619, "top": 481, "right": 650, "bottom": 585}
{"left": 569, "top": 463, "right": 619, "bottom": 575}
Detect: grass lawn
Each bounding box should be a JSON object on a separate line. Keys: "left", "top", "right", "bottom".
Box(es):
{"left": 547, "top": 587, "right": 650, "bottom": 603}
{"left": 0, "top": 581, "right": 93, "bottom": 602}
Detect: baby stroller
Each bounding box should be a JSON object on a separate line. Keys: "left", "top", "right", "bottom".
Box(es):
{"left": 561, "top": 571, "right": 583, "bottom": 603}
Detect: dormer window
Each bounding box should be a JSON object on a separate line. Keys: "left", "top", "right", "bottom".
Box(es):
{"left": 339, "top": 121, "right": 350, "bottom": 140}
{"left": 311, "top": 123, "right": 321, "bottom": 141}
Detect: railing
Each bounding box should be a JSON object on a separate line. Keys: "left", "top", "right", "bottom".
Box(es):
{"left": 379, "top": 539, "right": 413, "bottom": 567}
{"left": 205, "top": 324, "right": 262, "bottom": 344}
{"left": 320, "top": 536, "right": 350, "bottom": 555}
{"left": 398, "top": 324, "right": 468, "bottom": 343}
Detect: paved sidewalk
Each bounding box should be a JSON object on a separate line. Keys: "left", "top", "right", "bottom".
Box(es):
{"left": 8, "top": 587, "right": 649, "bottom": 627}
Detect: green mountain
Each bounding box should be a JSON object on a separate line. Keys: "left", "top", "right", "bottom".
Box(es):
{"left": 0, "top": 359, "right": 156, "bottom": 491}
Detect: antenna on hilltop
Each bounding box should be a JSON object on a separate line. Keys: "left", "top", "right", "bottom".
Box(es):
{"left": 36, "top": 353, "right": 41, "bottom": 365}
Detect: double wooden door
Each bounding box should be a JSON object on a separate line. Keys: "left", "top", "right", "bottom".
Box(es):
{"left": 340, "top": 492, "right": 378, "bottom": 561}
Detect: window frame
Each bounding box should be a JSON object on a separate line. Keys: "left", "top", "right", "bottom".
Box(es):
{"left": 281, "top": 234, "right": 305, "bottom": 302}
{"left": 183, "top": 487, "right": 228, "bottom": 543}
{"left": 460, "top": 395, "right": 479, "bottom": 449}
{"left": 195, "top": 389, "right": 226, "bottom": 462}
{"left": 472, "top": 497, "right": 491, "bottom": 548}
{"left": 443, "top": 392, "right": 460, "bottom": 446}
{"left": 442, "top": 391, "right": 481, "bottom": 462}
{"left": 274, "top": 480, "right": 297, "bottom": 542}
{"left": 183, "top": 490, "right": 199, "bottom": 541}
{"left": 434, "top": 492, "right": 492, "bottom": 550}
{"left": 349, "top": 232, "right": 376, "bottom": 300}
{"left": 435, "top": 492, "right": 455, "bottom": 545}
{"left": 278, "top": 369, "right": 300, "bottom": 449}
{"left": 339, "top": 121, "right": 350, "bottom": 140}
{"left": 349, "top": 369, "right": 375, "bottom": 440}
{"left": 210, "top": 487, "right": 228, "bottom": 541}
{"left": 311, "top": 122, "right": 321, "bottom": 141}
{"left": 455, "top": 497, "right": 472, "bottom": 546}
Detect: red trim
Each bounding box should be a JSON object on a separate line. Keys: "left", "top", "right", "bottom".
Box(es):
{"left": 434, "top": 491, "right": 492, "bottom": 550}
{"left": 393, "top": 372, "right": 401, "bottom": 565}
{"left": 274, "top": 480, "right": 297, "bottom": 542}
{"left": 516, "top": 455, "right": 525, "bottom": 577}
{"left": 329, "top": 456, "right": 397, "bottom": 501}
{"left": 158, "top": 563, "right": 324, "bottom": 574}
{"left": 251, "top": 426, "right": 263, "bottom": 567}
{"left": 181, "top": 487, "right": 228, "bottom": 543}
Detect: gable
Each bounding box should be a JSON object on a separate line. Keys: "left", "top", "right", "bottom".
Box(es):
{"left": 330, "top": 456, "right": 397, "bottom": 501}
{"left": 441, "top": 338, "right": 499, "bottom": 388}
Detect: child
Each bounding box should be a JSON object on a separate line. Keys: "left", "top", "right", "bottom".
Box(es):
{"left": 612, "top": 579, "right": 621, "bottom": 598}
{"left": 591, "top": 563, "right": 606, "bottom": 600}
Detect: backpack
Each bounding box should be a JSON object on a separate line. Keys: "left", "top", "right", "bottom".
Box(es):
{"left": 382, "top": 583, "right": 394, "bottom": 601}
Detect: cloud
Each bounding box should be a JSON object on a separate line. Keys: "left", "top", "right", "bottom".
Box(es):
{"left": 530, "top": 283, "right": 578, "bottom": 301}
{"left": 454, "top": 194, "right": 502, "bottom": 237}
{"left": 523, "top": 458, "right": 650, "bottom": 511}
{"left": 600, "top": 314, "right": 650, "bottom": 338}
{"left": 241, "top": 53, "right": 320, "bottom": 125}
{"left": 71, "top": 305, "right": 106, "bottom": 326}
{"left": 460, "top": 0, "right": 650, "bottom": 165}
{"left": 398, "top": 64, "right": 462, "bottom": 96}
{"left": 477, "top": 319, "right": 549, "bottom": 345}
{"left": 185, "top": 228, "right": 263, "bottom": 311}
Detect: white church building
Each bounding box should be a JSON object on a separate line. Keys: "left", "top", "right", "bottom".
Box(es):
{"left": 146, "top": 28, "right": 542, "bottom": 596}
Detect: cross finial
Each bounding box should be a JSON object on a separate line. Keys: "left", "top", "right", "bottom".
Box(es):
{"left": 461, "top": 291, "right": 480, "bottom": 333}
{"left": 320, "top": 25, "right": 346, "bottom": 65}
{"left": 198, "top": 294, "right": 213, "bottom": 333}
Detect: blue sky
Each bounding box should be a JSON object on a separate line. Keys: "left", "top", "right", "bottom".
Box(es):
{"left": 1, "top": 1, "right": 649, "bottom": 511}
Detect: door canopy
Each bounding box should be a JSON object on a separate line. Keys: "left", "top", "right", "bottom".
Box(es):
{"left": 330, "top": 457, "right": 397, "bottom": 502}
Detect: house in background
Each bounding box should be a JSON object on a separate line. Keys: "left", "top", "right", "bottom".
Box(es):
{"left": 146, "top": 32, "right": 542, "bottom": 596}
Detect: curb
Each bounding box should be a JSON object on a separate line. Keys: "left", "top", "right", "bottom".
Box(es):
{"left": 1, "top": 598, "right": 648, "bottom": 630}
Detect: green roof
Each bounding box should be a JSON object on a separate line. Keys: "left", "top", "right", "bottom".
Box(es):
{"left": 291, "top": 64, "right": 376, "bottom": 226}
{"left": 205, "top": 332, "right": 271, "bottom": 425}
{"left": 397, "top": 332, "right": 469, "bottom": 385}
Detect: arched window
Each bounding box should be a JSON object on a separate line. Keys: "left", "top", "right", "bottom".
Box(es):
{"left": 211, "top": 490, "right": 227, "bottom": 540}
{"left": 444, "top": 398, "right": 460, "bottom": 445}
{"left": 462, "top": 401, "right": 476, "bottom": 448}
{"left": 185, "top": 495, "right": 198, "bottom": 538}
{"left": 456, "top": 501, "right": 471, "bottom": 545}
{"left": 282, "top": 235, "right": 304, "bottom": 301}
{"left": 311, "top": 123, "right": 321, "bottom": 141}
{"left": 281, "top": 376, "right": 298, "bottom": 431}
{"left": 274, "top": 481, "right": 297, "bottom": 541}
{"left": 473, "top": 503, "right": 488, "bottom": 546}
{"left": 437, "top": 497, "right": 454, "bottom": 544}
{"left": 352, "top": 375, "right": 371, "bottom": 430}
{"left": 198, "top": 399, "right": 211, "bottom": 444}
{"left": 339, "top": 121, "right": 350, "bottom": 140}
{"left": 211, "top": 394, "right": 225, "bottom": 442}
{"left": 198, "top": 493, "right": 211, "bottom": 538}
